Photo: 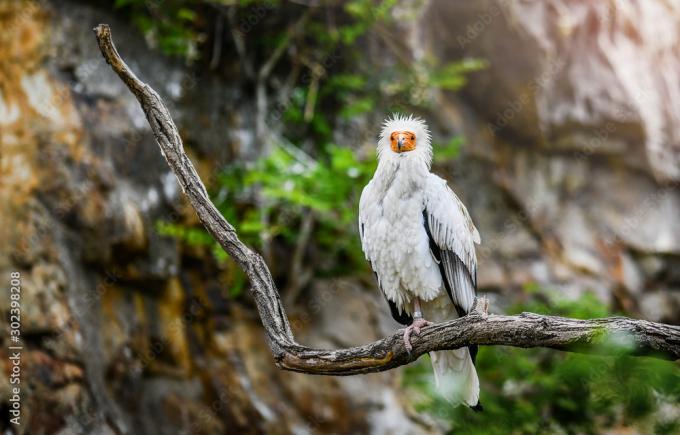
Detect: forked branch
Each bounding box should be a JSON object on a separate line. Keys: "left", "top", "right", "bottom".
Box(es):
{"left": 93, "top": 24, "right": 680, "bottom": 373}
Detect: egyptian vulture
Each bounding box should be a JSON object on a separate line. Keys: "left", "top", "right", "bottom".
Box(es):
{"left": 359, "top": 114, "right": 482, "bottom": 410}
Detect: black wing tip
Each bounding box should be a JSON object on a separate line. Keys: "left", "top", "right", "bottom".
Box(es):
{"left": 469, "top": 344, "right": 479, "bottom": 366}
{"left": 470, "top": 401, "right": 484, "bottom": 412}
{"left": 380, "top": 279, "right": 412, "bottom": 326}
{"left": 389, "top": 299, "right": 413, "bottom": 325}
{"left": 371, "top": 266, "right": 412, "bottom": 326}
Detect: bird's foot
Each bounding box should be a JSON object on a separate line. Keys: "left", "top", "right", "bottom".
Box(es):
{"left": 402, "top": 318, "right": 433, "bottom": 353}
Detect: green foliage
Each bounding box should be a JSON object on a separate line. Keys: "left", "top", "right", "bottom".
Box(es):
{"left": 340, "top": 0, "right": 398, "bottom": 44}
{"left": 228, "top": 144, "right": 375, "bottom": 262}
{"left": 433, "top": 136, "right": 464, "bottom": 164}
{"left": 113, "top": 0, "right": 203, "bottom": 60}
{"left": 379, "top": 57, "right": 487, "bottom": 109}
{"left": 156, "top": 221, "right": 213, "bottom": 246}
{"left": 318, "top": 57, "right": 486, "bottom": 120}
{"left": 158, "top": 143, "right": 380, "bottom": 276}
{"left": 403, "top": 291, "right": 680, "bottom": 434}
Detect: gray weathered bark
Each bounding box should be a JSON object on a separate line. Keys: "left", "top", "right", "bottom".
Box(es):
{"left": 93, "top": 24, "right": 680, "bottom": 374}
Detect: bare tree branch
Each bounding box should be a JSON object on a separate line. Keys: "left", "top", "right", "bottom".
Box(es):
{"left": 93, "top": 24, "right": 680, "bottom": 374}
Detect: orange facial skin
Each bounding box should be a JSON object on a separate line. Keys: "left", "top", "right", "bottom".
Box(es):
{"left": 390, "top": 131, "right": 416, "bottom": 153}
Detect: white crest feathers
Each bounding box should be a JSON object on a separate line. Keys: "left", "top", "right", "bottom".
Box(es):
{"left": 377, "top": 113, "right": 433, "bottom": 168}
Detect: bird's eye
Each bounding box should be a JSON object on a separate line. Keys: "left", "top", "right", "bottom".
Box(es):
{"left": 410, "top": 135, "right": 415, "bottom": 140}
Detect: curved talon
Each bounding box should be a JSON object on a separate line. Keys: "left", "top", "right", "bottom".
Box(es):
{"left": 402, "top": 318, "right": 433, "bottom": 352}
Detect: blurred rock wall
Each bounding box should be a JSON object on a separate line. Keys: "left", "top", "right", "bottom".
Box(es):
{"left": 419, "top": 0, "right": 680, "bottom": 321}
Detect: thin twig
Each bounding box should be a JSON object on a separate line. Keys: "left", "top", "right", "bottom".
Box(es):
{"left": 303, "top": 65, "right": 322, "bottom": 122}
{"left": 284, "top": 211, "right": 314, "bottom": 305}
{"left": 258, "top": 10, "right": 311, "bottom": 81}
{"left": 226, "top": 7, "right": 255, "bottom": 80}
{"left": 209, "top": 13, "right": 224, "bottom": 71}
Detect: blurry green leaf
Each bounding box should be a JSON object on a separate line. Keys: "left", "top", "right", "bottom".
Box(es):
{"left": 177, "top": 8, "right": 196, "bottom": 21}
{"left": 312, "top": 114, "right": 332, "bottom": 136}
{"left": 433, "top": 136, "right": 463, "bottom": 163}
{"left": 340, "top": 97, "right": 375, "bottom": 118}
{"left": 114, "top": 0, "right": 137, "bottom": 7}
{"left": 327, "top": 74, "right": 367, "bottom": 91}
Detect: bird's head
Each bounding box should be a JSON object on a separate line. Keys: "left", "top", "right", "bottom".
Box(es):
{"left": 378, "top": 114, "right": 432, "bottom": 167}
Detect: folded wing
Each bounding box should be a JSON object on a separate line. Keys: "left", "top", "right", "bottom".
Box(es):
{"left": 423, "top": 175, "right": 480, "bottom": 315}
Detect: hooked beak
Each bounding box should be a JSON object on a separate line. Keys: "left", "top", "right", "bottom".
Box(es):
{"left": 390, "top": 130, "right": 416, "bottom": 153}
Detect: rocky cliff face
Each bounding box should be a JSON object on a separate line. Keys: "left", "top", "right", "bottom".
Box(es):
{"left": 0, "top": 1, "right": 678, "bottom": 434}
{"left": 418, "top": 0, "right": 680, "bottom": 322}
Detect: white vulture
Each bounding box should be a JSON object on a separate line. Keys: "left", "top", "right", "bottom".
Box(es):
{"left": 359, "top": 114, "right": 482, "bottom": 410}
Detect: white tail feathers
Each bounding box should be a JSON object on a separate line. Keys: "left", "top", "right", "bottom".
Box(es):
{"left": 430, "top": 348, "right": 480, "bottom": 407}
